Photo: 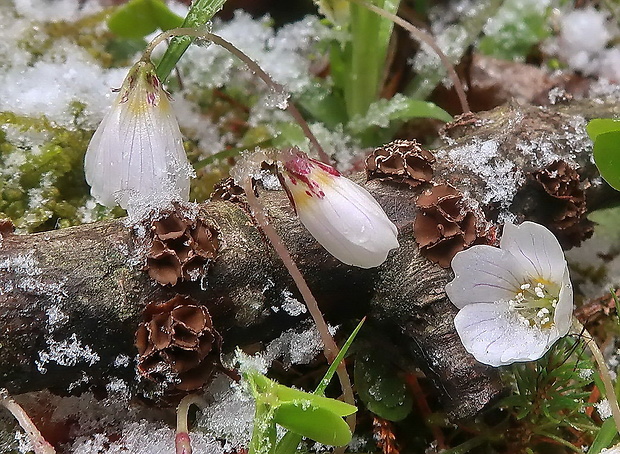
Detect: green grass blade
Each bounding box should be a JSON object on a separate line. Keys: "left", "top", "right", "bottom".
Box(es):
{"left": 155, "top": 0, "right": 227, "bottom": 82}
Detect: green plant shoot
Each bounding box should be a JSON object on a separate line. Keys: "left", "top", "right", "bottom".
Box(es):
{"left": 246, "top": 319, "right": 364, "bottom": 454}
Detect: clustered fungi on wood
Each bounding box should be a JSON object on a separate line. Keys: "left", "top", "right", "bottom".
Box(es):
{"left": 366, "top": 139, "right": 435, "bottom": 187}
{"left": 210, "top": 177, "right": 247, "bottom": 206}
{"left": 414, "top": 184, "right": 492, "bottom": 268}
{"left": 530, "top": 160, "right": 593, "bottom": 247}
{"left": 135, "top": 294, "right": 226, "bottom": 399}
{"left": 2, "top": 101, "right": 616, "bottom": 427}
{"left": 146, "top": 208, "right": 220, "bottom": 286}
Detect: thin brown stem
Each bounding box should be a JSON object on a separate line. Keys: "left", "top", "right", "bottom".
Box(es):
{"left": 241, "top": 177, "right": 356, "bottom": 431}
{"left": 0, "top": 389, "right": 56, "bottom": 454}
{"left": 143, "top": 29, "right": 332, "bottom": 164}
{"left": 349, "top": 0, "right": 470, "bottom": 114}
{"left": 573, "top": 318, "right": 620, "bottom": 435}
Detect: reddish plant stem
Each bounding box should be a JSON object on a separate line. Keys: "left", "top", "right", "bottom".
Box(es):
{"left": 242, "top": 178, "right": 356, "bottom": 430}
{"left": 0, "top": 389, "right": 55, "bottom": 454}
{"left": 143, "top": 29, "right": 332, "bottom": 164}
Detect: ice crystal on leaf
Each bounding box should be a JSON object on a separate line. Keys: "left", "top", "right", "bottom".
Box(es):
{"left": 84, "top": 60, "right": 194, "bottom": 217}
{"left": 446, "top": 221, "right": 573, "bottom": 366}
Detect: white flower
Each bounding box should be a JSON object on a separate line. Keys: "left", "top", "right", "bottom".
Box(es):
{"left": 84, "top": 60, "right": 194, "bottom": 213}
{"left": 445, "top": 221, "right": 573, "bottom": 367}
{"left": 278, "top": 149, "right": 399, "bottom": 268}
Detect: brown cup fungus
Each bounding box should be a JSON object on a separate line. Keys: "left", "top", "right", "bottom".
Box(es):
{"left": 146, "top": 211, "right": 219, "bottom": 286}
{"left": 414, "top": 184, "right": 488, "bottom": 268}
{"left": 366, "top": 139, "right": 435, "bottom": 187}
{"left": 135, "top": 295, "right": 225, "bottom": 395}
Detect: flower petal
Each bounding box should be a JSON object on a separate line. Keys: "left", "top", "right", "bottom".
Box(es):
{"left": 84, "top": 60, "right": 193, "bottom": 214}
{"left": 445, "top": 245, "right": 524, "bottom": 309}
{"left": 500, "top": 221, "right": 567, "bottom": 284}
{"left": 553, "top": 267, "right": 574, "bottom": 337}
{"left": 296, "top": 177, "right": 399, "bottom": 268}
{"left": 454, "top": 302, "right": 559, "bottom": 366}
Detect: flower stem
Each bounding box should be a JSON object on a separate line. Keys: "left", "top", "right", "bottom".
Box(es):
{"left": 241, "top": 177, "right": 356, "bottom": 431}
{"left": 572, "top": 318, "right": 620, "bottom": 435}
{"left": 0, "top": 389, "right": 55, "bottom": 454}
{"left": 347, "top": 0, "right": 470, "bottom": 114}
{"left": 175, "top": 394, "right": 205, "bottom": 454}
{"left": 144, "top": 29, "right": 331, "bottom": 164}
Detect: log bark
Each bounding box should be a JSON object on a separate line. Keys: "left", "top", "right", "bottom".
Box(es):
{"left": 0, "top": 99, "right": 618, "bottom": 420}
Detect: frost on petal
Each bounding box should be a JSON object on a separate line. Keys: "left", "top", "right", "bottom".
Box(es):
{"left": 446, "top": 245, "right": 524, "bottom": 309}
{"left": 500, "top": 221, "right": 567, "bottom": 284}
{"left": 84, "top": 60, "right": 194, "bottom": 215}
{"left": 454, "top": 302, "right": 558, "bottom": 367}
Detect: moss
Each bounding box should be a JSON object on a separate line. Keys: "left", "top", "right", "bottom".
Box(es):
{"left": 0, "top": 112, "right": 123, "bottom": 232}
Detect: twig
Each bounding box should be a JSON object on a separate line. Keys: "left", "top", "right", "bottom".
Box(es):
{"left": 348, "top": 0, "right": 470, "bottom": 114}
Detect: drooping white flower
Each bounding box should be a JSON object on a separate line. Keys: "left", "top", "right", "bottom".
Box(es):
{"left": 84, "top": 60, "right": 194, "bottom": 214}
{"left": 278, "top": 149, "right": 399, "bottom": 268}
{"left": 445, "top": 221, "right": 573, "bottom": 367}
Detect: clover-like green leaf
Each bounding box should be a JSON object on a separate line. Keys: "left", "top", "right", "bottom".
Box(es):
{"left": 354, "top": 350, "right": 413, "bottom": 421}
{"left": 587, "top": 118, "right": 620, "bottom": 141}
{"left": 274, "top": 402, "right": 352, "bottom": 447}
{"left": 592, "top": 130, "right": 620, "bottom": 191}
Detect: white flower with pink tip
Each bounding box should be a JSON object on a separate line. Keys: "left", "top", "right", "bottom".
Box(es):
{"left": 84, "top": 60, "right": 194, "bottom": 214}
{"left": 446, "top": 221, "right": 573, "bottom": 367}
{"left": 278, "top": 149, "right": 399, "bottom": 269}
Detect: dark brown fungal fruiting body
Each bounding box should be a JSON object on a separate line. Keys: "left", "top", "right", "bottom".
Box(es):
{"left": 530, "top": 160, "right": 593, "bottom": 247}
{"left": 146, "top": 208, "right": 220, "bottom": 286}
{"left": 135, "top": 295, "right": 225, "bottom": 397}
{"left": 414, "top": 184, "right": 490, "bottom": 268}
{"left": 0, "top": 219, "right": 15, "bottom": 235}
{"left": 210, "top": 177, "right": 247, "bottom": 206}
{"left": 366, "top": 139, "right": 435, "bottom": 187}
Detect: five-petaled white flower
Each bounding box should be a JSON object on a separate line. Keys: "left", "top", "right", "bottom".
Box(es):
{"left": 84, "top": 60, "right": 194, "bottom": 213}
{"left": 278, "top": 148, "right": 399, "bottom": 269}
{"left": 445, "top": 221, "right": 573, "bottom": 367}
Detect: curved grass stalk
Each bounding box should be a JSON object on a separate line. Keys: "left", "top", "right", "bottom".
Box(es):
{"left": 348, "top": 0, "right": 470, "bottom": 114}
{"left": 144, "top": 29, "right": 331, "bottom": 164}
{"left": 175, "top": 394, "right": 206, "bottom": 454}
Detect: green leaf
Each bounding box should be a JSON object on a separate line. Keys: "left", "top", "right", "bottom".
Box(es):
{"left": 347, "top": 95, "right": 452, "bottom": 137}
{"left": 107, "top": 0, "right": 183, "bottom": 39}
{"left": 354, "top": 350, "right": 413, "bottom": 421}
{"left": 592, "top": 130, "right": 620, "bottom": 191}
{"left": 314, "top": 318, "right": 365, "bottom": 395}
{"left": 274, "top": 403, "right": 352, "bottom": 447}
{"left": 274, "top": 385, "right": 356, "bottom": 417}
{"left": 156, "top": 0, "right": 227, "bottom": 81}
{"left": 587, "top": 118, "right": 620, "bottom": 141}
{"left": 589, "top": 206, "right": 620, "bottom": 243}
{"left": 589, "top": 418, "right": 619, "bottom": 454}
